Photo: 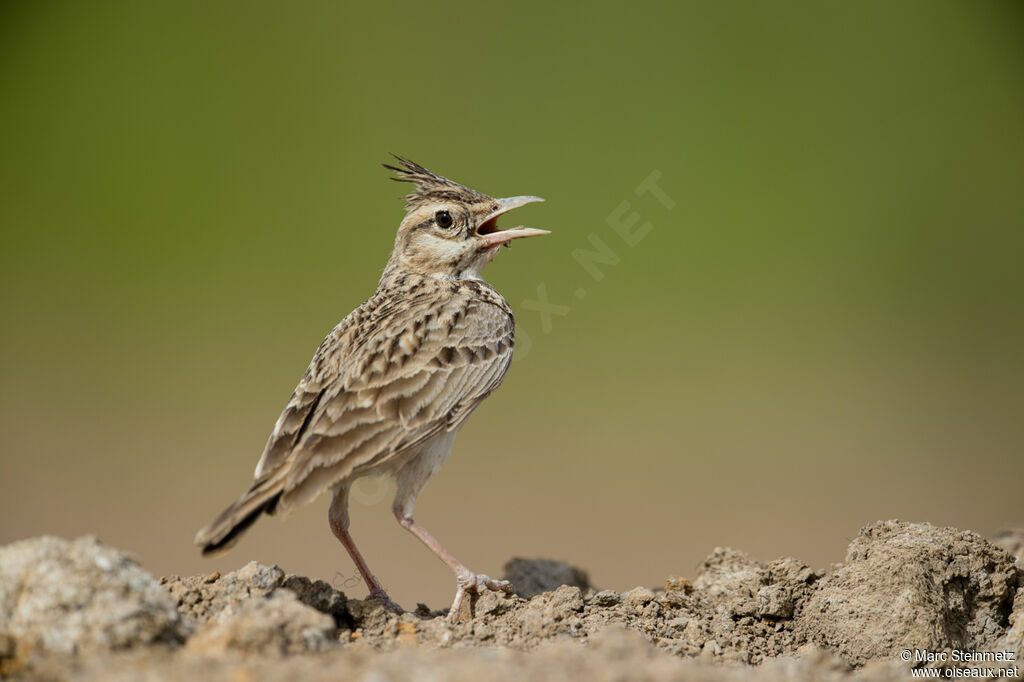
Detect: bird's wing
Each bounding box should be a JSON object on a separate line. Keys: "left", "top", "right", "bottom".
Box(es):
{"left": 254, "top": 287, "right": 514, "bottom": 514}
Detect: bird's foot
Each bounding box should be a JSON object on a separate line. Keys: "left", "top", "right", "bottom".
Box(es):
{"left": 446, "top": 571, "right": 514, "bottom": 622}
{"left": 367, "top": 587, "right": 405, "bottom": 615}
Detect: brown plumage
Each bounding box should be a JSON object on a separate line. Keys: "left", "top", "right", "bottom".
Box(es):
{"left": 195, "top": 156, "right": 548, "bottom": 620}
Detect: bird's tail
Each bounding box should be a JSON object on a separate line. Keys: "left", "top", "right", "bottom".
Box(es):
{"left": 194, "top": 474, "right": 284, "bottom": 556}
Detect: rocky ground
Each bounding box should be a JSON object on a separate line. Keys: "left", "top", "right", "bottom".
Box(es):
{"left": 1, "top": 521, "right": 1021, "bottom": 681}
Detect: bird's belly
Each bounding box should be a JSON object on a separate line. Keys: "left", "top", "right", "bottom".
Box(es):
{"left": 391, "top": 429, "right": 458, "bottom": 478}
{"left": 375, "top": 428, "right": 458, "bottom": 503}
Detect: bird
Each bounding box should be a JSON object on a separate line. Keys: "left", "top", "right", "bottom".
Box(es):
{"left": 194, "top": 156, "right": 549, "bottom": 621}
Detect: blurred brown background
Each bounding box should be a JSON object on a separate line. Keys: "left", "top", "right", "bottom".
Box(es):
{"left": 1, "top": 1, "right": 1022, "bottom": 607}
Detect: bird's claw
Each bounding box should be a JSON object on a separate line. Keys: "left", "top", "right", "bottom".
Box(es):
{"left": 446, "top": 572, "right": 514, "bottom": 622}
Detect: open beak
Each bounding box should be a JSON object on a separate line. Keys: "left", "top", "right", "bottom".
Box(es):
{"left": 476, "top": 195, "right": 550, "bottom": 247}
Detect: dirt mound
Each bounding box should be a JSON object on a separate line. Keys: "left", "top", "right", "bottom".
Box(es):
{"left": 798, "top": 521, "right": 1019, "bottom": 666}
{"left": 0, "top": 536, "right": 185, "bottom": 665}
{"left": 2, "top": 521, "right": 1021, "bottom": 681}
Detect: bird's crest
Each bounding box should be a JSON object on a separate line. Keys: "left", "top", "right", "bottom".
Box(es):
{"left": 383, "top": 155, "right": 491, "bottom": 210}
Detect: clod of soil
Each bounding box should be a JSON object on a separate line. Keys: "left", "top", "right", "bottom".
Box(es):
{"left": 1, "top": 520, "right": 1021, "bottom": 681}
{"left": 798, "top": 521, "right": 1019, "bottom": 666}
{"left": 0, "top": 536, "right": 185, "bottom": 665}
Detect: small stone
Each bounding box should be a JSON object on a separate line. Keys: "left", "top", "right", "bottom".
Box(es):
{"left": 547, "top": 585, "right": 584, "bottom": 613}
{"left": 591, "top": 589, "right": 621, "bottom": 607}
{"left": 234, "top": 562, "right": 285, "bottom": 592}
{"left": 757, "top": 584, "right": 794, "bottom": 619}
{"left": 623, "top": 587, "right": 656, "bottom": 610}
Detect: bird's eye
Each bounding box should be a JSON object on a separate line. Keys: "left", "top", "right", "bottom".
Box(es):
{"left": 435, "top": 210, "right": 454, "bottom": 229}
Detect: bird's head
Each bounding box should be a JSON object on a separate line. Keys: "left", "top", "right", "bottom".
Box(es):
{"left": 381, "top": 156, "right": 548, "bottom": 280}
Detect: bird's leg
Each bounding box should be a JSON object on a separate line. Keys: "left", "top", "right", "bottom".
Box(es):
{"left": 392, "top": 435, "right": 513, "bottom": 621}
{"left": 392, "top": 501, "right": 513, "bottom": 622}
{"left": 328, "top": 485, "right": 403, "bottom": 614}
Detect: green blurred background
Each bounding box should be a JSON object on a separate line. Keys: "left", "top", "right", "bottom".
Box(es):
{"left": 2, "top": 1, "right": 1022, "bottom": 606}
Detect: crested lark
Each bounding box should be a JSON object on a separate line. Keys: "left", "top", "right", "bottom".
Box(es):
{"left": 195, "top": 156, "right": 548, "bottom": 620}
